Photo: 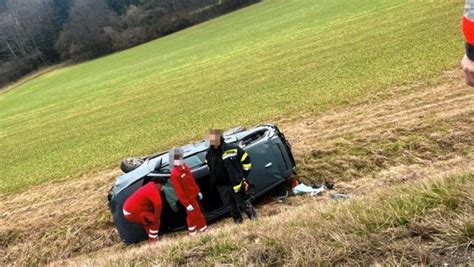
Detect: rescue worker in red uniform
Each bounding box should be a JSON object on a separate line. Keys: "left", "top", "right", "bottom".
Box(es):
{"left": 170, "top": 148, "right": 208, "bottom": 235}
{"left": 123, "top": 179, "right": 163, "bottom": 243}
{"left": 462, "top": 0, "right": 474, "bottom": 86}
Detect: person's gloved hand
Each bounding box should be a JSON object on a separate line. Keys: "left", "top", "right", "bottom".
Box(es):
{"left": 198, "top": 192, "right": 203, "bottom": 200}
{"left": 186, "top": 204, "right": 194, "bottom": 212}
{"left": 462, "top": 54, "right": 474, "bottom": 87}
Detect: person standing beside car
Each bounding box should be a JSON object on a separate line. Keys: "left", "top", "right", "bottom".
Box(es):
{"left": 122, "top": 178, "right": 164, "bottom": 243}
{"left": 462, "top": 0, "right": 474, "bottom": 86}
{"left": 170, "top": 148, "right": 208, "bottom": 235}
{"left": 205, "top": 129, "right": 256, "bottom": 224}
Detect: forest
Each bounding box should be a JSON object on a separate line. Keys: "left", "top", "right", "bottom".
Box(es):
{"left": 0, "top": 0, "right": 258, "bottom": 87}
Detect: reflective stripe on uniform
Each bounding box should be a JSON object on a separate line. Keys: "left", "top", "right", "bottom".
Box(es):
{"left": 222, "top": 149, "right": 238, "bottom": 160}
{"left": 240, "top": 152, "right": 249, "bottom": 162}
{"left": 148, "top": 233, "right": 158, "bottom": 239}
{"left": 149, "top": 229, "right": 159, "bottom": 234}
{"left": 188, "top": 226, "right": 197, "bottom": 231}
{"left": 233, "top": 181, "right": 243, "bottom": 192}
{"left": 242, "top": 163, "right": 252, "bottom": 171}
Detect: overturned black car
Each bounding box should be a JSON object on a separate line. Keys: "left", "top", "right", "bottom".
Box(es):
{"left": 108, "top": 124, "right": 296, "bottom": 244}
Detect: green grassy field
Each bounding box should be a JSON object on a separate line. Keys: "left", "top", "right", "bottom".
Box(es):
{"left": 0, "top": 0, "right": 463, "bottom": 195}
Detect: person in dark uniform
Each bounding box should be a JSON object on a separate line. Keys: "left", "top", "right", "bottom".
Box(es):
{"left": 205, "top": 129, "right": 256, "bottom": 224}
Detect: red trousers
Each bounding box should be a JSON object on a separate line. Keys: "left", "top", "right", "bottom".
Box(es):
{"left": 124, "top": 210, "right": 161, "bottom": 240}
{"left": 186, "top": 199, "right": 207, "bottom": 234}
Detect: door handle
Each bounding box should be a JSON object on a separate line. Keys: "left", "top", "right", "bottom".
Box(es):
{"left": 265, "top": 162, "right": 272, "bottom": 168}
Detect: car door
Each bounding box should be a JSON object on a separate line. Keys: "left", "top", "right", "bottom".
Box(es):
{"left": 240, "top": 129, "right": 285, "bottom": 196}
{"left": 270, "top": 138, "right": 294, "bottom": 179}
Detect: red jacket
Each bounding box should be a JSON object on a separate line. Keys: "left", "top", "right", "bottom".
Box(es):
{"left": 464, "top": 1, "right": 474, "bottom": 59}
{"left": 170, "top": 163, "right": 200, "bottom": 207}
{"left": 123, "top": 182, "right": 162, "bottom": 219}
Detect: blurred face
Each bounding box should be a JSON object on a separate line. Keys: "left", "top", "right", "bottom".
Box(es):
{"left": 174, "top": 155, "right": 183, "bottom": 166}
{"left": 209, "top": 131, "right": 221, "bottom": 148}
{"left": 172, "top": 149, "right": 183, "bottom": 166}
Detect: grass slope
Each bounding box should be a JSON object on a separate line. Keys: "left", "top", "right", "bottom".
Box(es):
{"left": 84, "top": 173, "right": 473, "bottom": 266}
{"left": 0, "top": 0, "right": 463, "bottom": 194}
{"left": 1, "top": 70, "right": 472, "bottom": 265}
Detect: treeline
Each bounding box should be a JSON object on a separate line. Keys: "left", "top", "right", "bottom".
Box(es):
{"left": 0, "top": 0, "right": 259, "bottom": 87}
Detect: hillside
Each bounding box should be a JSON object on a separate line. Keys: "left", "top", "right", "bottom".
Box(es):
{"left": 0, "top": 0, "right": 463, "bottom": 195}
{"left": 1, "top": 70, "right": 472, "bottom": 265}
{"left": 0, "top": 0, "right": 472, "bottom": 265}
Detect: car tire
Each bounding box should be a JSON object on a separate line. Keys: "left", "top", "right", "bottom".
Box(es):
{"left": 120, "top": 157, "right": 144, "bottom": 173}
{"left": 224, "top": 126, "right": 246, "bottom": 136}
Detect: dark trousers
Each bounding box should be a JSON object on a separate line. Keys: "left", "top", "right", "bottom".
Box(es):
{"left": 217, "top": 185, "right": 256, "bottom": 223}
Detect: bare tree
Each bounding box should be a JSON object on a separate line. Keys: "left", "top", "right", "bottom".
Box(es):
{"left": 0, "top": 0, "right": 260, "bottom": 87}
{"left": 0, "top": 0, "right": 60, "bottom": 86}
{"left": 56, "top": 0, "right": 115, "bottom": 60}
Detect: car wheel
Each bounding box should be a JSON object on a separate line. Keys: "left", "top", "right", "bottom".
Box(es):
{"left": 120, "top": 157, "right": 144, "bottom": 173}
{"left": 224, "top": 126, "right": 246, "bottom": 136}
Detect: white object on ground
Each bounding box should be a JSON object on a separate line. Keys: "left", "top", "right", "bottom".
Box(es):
{"left": 330, "top": 193, "right": 351, "bottom": 200}
{"left": 292, "top": 183, "right": 325, "bottom": 196}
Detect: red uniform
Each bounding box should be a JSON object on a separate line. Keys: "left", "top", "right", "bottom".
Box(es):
{"left": 123, "top": 182, "right": 162, "bottom": 242}
{"left": 464, "top": 1, "right": 474, "bottom": 60}
{"left": 170, "top": 163, "right": 207, "bottom": 234}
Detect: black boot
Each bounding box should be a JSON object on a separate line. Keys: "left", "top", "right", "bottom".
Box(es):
{"left": 231, "top": 209, "right": 243, "bottom": 224}
{"left": 243, "top": 199, "right": 256, "bottom": 220}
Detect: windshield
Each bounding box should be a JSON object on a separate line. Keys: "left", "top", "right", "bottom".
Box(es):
{"left": 158, "top": 151, "right": 206, "bottom": 173}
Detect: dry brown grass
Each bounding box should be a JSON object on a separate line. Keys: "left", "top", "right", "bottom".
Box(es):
{"left": 54, "top": 171, "right": 474, "bottom": 266}
{"left": 0, "top": 170, "right": 122, "bottom": 265}
{"left": 0, "top": 70, "right": 473, "bottom": 266}
{"left": 283, "top": 70, "right": 474, "bottom": 184}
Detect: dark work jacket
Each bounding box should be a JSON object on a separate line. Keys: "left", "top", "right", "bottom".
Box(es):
{"left": 206, "top": 143, "right": 231, "bottom": 188}
{"left": 206, "top": 140, "right": 252, "bottom": 191}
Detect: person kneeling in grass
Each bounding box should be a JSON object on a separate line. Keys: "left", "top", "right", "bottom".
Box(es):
{"left": 123, "top": 177, "right": 164, "bottom": 243}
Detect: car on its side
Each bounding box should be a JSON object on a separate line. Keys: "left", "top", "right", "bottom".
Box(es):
{"left": 108, "top": 124, "right": 296, "bottom": 244}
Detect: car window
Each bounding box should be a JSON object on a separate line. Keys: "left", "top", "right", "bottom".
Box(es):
{"left": 240, "top": 130, "right": 267, "bottom": 147}
{"left": 157, "top": 156, "right": 171, "bottom": 173}
{"left": 157, "top": 151, "right": 206, "bottom": 173}
{"left": 184, "top": 152, "right": 206, "bottom": 169}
